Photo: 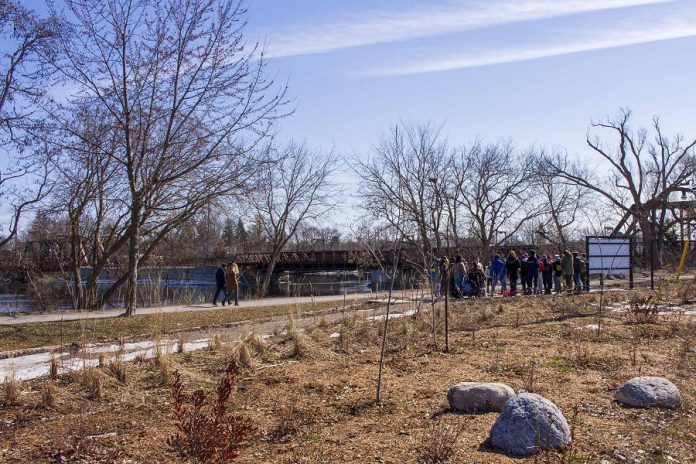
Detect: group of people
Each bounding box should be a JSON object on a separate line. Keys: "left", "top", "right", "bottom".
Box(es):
{"left": 213, "top": 262, "right": 240, "bottom": 306}
{"left": 430, "top": 249, "right": 590, "bottom": 298}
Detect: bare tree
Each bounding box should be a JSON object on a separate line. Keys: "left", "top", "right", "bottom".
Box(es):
{"left": 356, "top": 121, "right": 450, "bottom": 270}
{"left": 0, "top": 0, "right": 59, "bottom": 248}
{"left": 532, "top": 149, "right": 590, "bottom": 252}
{"left": 544, "top": 109, "right": 696, "bottom": 263}
{"left": 454, "top": 141, "right": 539, "bottom": 253}
{"left": 45, "top": 0, "right": 288, "bottom": 314}
{"left": 251, "top": 141, "right": 339, "bottom": 296}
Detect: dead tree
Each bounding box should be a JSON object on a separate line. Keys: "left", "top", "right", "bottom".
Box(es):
{"left": 544, "top": 109, "right": 696, "bottom": 264}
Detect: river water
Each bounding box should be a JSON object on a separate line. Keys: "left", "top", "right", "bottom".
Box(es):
{"left": 0, "top": 268, "right": 378, "bottom": 313}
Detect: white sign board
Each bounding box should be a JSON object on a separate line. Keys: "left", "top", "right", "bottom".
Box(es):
{"left": 587, "top": 237, "right": 631, "bottom": 275}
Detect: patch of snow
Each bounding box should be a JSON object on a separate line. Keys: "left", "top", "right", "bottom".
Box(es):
{"left": 367, "top": 309, "right": 417, "bottom": 322}
{"left": 329, "top": 332, "right": 341, "bottom": 339}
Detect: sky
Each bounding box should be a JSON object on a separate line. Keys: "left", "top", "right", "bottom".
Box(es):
{"left": 243, "top": 0, "right": 696, "bottom": 159}
{"left": 9, "top": 0, "right": 696, "bottom": 234}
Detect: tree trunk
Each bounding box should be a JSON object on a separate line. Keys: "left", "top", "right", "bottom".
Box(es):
{"left": 69, "top": 219, "right": 84, "bottom": 310}
{"left": 260, "top": 257, "right": 278, "bottom": 297}
{"left": 123, "top": 203, "right": 141, "bottom": 316}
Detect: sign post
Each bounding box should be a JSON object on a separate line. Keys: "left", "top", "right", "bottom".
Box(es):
{"left": 586, "top": 236, "right": 634, "bottom": 290}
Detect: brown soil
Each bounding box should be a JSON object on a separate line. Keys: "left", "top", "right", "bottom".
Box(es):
{"left": 1, "top": 291, "right": 695, "bottom": 463}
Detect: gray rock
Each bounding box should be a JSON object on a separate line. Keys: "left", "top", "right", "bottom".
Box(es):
{"left": 615, "top": 376, "right": 680, "bottom": 409}
{"left": 489, "top": 393, "right": 571, "bottom": 456}
{"left": 447, "top": 382, "right": 515, "bottom": 413}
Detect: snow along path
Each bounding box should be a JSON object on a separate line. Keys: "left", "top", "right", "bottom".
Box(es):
{"left": 0, "top": 290, "right": 411, "bottom": 326}
{"left": 0, "top": 298, "right": 420, "bottom": 382}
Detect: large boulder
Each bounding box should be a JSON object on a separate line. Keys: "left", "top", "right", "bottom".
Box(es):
{"left": 447, "top": 382, "right": 515, "bottom": 413}
{"left": 615, "top": 377, "right": 680, "bottom": 409}
{"left": 490, "top": 393, "right": 571, "bottom": 456}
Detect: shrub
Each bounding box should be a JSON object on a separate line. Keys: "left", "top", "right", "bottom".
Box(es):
{"left": 626, "top": 295, "right": 659, "bottom": 324}
{"left": 414, "top": 421, "right": 463, "bottom": 464}
{"left": 167, "top": 361, "right": 255, "bottom": 463}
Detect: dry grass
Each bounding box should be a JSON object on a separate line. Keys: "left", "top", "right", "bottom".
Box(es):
{"left": 108, "top": 351, "right": 127, "bottom": 384}
{"left": 0, "top": 299, "right": 363, "bottom": 352}
{"left": 236, "top": 342, "right": 254, "bottom": 369}
{"left": 245, "top": 332, "right": 267, "bottom": 355}
{"left": 3, "top": 370, "right": 20, "bottom": 406}
{"left": 81, "top": 367, "right": 104, "bottom": 400}
{"left": 0, "top": 290, "right": 695, "bottom": 463}
{"left": 49, "top": 354, "right": 59, "bottom": 379}
{"left": 209, "top": 334, "right": 223, "bottom": 352}
{"left": 40, "top": 381, "right": 57, "bottom": 409}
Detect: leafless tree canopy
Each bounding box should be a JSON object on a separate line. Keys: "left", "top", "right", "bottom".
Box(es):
{"left": 35, "top": 0, "right": 288, "bottom": 313}
{"left": 0, "top": 0, "right": 59, "bottom": 247}
{"left": 251, "top": 141, "right": 339, "bottom": 296}
{"left": 543, "top": 109, "right": 696, "bottom": 262}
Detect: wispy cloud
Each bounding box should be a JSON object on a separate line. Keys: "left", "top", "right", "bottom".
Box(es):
{"left": 267, "top": 0, "right": 673, "bottom": 57}
{"left": 367, "top": 16, "right": 696, "bottom": 76}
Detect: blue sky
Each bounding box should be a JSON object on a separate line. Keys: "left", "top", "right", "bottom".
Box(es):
{"left": 10, "top": 0, "right": 696, "bottom": 232}
{"left": 244, "top": 0, "right": 696, "bottom": 159}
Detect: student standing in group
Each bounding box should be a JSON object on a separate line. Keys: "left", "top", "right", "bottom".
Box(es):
{"left": 562, "top": 250, "right": 574, "bottom": 294}
{"left": 581, "top": 253, "right": 590, "bottom": 292}
{"left": 553, "top": 255, "right": 563, "bottom": 294}
{"left": 491, "top": 254, "right": 507, "bottom": 295}
{"left": 525, "top": 250, "right": 540, "bottom": 295}
{"left": 213, "top": 263, "right": 228, "bottom": 306}
{"left": 453, "top": 255, "right": 466, "bottom": 298}
{"left": 225, "top": 261, "right": 240, "bottom": 306}
{"left": 519, "top": 252, "right": 529, "bottom": 295}
{"left": 572, "top": 252, "right": 583, "bottom": 293}
{"left": 505, "top": 252, "right": 521, "bottom": 296}
{"left": 541, "top": 255, "right": 553, "bottom": 295}
{"left": 484, "top": 261, "right": 493, "bottom": 296}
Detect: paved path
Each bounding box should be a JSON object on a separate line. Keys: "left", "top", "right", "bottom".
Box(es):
{"left": 0, "top": 291, "right": 411, "bottom": 326}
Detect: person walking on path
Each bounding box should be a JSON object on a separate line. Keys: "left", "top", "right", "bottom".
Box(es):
{"left": 453, "top": 255, "right": 466, "bottom": 298}
{"left": 505, "top": 252, "right": 521, "bottom": 296}
{"left": 491, "top": 254, "right": 507, "bottom": 295}
{"left": 225, "top": 262, "right": 240, "bottom": 306}
{"left": 553, "top": 254, "right": 563, "bottom": 294}
{"left": 213, "top": 263, "right": 228, "bottom": 306}
{"left": 561, "top": 250, "right": 574, "bottom": 294}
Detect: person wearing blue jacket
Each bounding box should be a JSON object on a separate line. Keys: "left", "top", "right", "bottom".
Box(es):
{"left": 490, "top": 254, "right": 506, "bottom": 295}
